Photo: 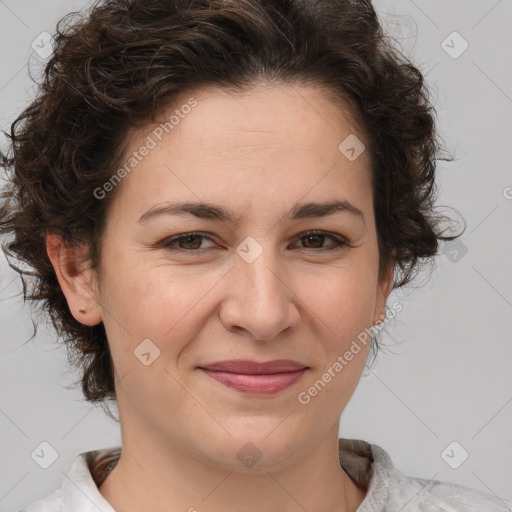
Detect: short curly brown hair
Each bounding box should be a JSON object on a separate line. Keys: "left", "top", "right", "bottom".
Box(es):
{"left": 0, "top": 0, "right": 464, "bottom": 408}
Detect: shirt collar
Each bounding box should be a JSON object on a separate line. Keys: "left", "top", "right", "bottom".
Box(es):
{"left": 338, "top": 438, "right": 392, "bottom": 511}
{"left": 59, "top": 438, "right": 391, "bottom": 511}
{"left": 61, "top": 447, "right": 120, "bottom": 512}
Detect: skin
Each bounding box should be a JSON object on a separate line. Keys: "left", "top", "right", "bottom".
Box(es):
{"left": 47, "top": 82, "right": 394, "bottom": 512}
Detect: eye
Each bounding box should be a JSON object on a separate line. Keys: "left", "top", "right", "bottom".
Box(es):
{"left": 160, "top": 232, "right": 216, "bottom": 254}
{"left": 159, "top": 230, "right": 349, "bottom": 255}
{"left": 292, "top": 230, "right": 349, "bottom": 252}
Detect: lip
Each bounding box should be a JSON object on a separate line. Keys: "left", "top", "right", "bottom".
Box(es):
{"left": 197, "top": 359, "right": 308, "bottom": 395}
{"left": 199, "top": 359, "right": 307, "bottom": 374}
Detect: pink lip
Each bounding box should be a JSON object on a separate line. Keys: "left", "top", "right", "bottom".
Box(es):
{"left": 197, "top": 359, "right": 308, "bottom": 394}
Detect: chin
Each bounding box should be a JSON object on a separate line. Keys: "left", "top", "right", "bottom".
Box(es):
{"left": 196, "top": 423, "right": 311, "bottom": 473}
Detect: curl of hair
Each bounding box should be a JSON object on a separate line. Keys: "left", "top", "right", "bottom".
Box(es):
{"left": 0, "top": 0, "right": 465, "bottom": 407}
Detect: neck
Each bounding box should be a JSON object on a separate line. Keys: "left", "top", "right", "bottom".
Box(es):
{"left": 99, "top": 424, "right": 366, "bottom": 512}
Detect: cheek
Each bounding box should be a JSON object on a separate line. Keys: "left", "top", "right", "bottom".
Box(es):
{"left": 295, "top": 271, "right": 374, "bottom": 405}
{"left": 294, "top": 263, "right": 378, "bottom": 337}
{"left": 99, "top": 255, "right": 215, "bottom": 354}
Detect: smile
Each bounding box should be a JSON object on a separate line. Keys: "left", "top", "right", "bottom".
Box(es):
{"left": 199, "top": 368, "right": 308, "bottom": 394}
{"left": 199, "top": 359, "right": 308, "bottom": 394}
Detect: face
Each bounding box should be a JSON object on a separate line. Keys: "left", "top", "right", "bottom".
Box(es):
{"left": 53, "top": 83, "right": 393, "bottom": 471}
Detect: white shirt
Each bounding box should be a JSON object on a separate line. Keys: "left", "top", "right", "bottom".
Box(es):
{"left": 19, "top": 438, "right": 512, "bottom": 511}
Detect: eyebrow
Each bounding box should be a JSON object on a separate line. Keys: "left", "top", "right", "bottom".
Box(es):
{"left": 138, "top": 199, "right": 364, "bottom": 224}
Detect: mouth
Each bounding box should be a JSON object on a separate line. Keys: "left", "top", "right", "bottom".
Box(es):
{"left": 197, "top": 359, "right": 309, "bottom": 395}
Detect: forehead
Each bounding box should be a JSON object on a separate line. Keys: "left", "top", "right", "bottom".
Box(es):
{"left": 112, "top": 83, "right": 373, "bottom": 223}
{"left": 128, "top": 82, "right": 368, "bottom": 159}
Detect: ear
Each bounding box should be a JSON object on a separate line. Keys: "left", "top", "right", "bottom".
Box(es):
{"left": 46, "top": 233, "right": 103, "bottom": 326}
{"left": 372, "top": 260, "right": 395, "bottom": 325}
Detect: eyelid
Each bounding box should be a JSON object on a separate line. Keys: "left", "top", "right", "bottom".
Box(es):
{"left": 159, "top": 231, "right": 217, "bottom": 252}
{"left": 292, "top": 230, "right": 349, "bottom": 244}
{"left": 159, "top": 230, "right": 350, "bottom": 254}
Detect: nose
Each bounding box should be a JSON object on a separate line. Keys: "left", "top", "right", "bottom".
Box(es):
{"left": 219, "top": 244, "right": 300, "bottom": 341}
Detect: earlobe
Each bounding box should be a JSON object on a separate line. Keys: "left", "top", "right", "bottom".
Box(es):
{"left": 45, "top": 233, "right": 103, "bottom": 326}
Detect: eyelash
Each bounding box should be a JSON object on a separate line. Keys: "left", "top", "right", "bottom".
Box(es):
{"left": 159, "top": 230, "right": 349, "bottom": 255}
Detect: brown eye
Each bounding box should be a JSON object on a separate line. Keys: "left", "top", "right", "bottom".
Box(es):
{"left": 175, "top": 234, "right": 203, "bottom": 250}
{"left": 294, "top": 231, "right": 348, "bottom": 251}
{"left": 160, "top": 230, "right": 348, "bottom": 255}
{"left": 301, "top": 233, "right": 326, "bottom": 249}
{"left": 161, "top": 233, "right": 216, "bottom": 253}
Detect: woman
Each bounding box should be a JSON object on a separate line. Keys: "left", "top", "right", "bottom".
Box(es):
{"left": 1, "top": 0, "right": 510, "bottom": 511}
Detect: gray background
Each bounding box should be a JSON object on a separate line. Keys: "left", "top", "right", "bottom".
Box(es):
{"left": 1, "top": 0, "right": 511, "bottom": 510}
